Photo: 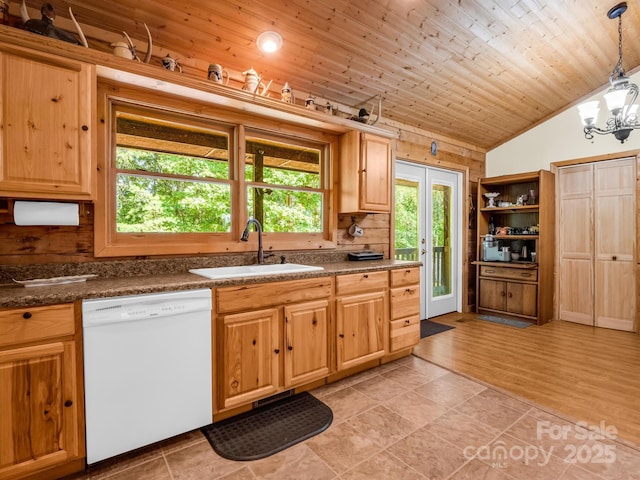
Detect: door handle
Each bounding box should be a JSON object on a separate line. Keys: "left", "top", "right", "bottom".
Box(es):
{"left": 421, "top": 249, "right": 427, "bottom": 255}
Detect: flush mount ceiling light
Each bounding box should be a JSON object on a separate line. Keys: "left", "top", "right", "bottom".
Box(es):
{"left": 577, "top": 2, "right": 640, "bottom": 143}
{"left": 256, "top": 31, "right": 283, "bottom": 53}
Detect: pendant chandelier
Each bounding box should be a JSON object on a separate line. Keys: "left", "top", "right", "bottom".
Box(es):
{"left": 577, "top": 2, "right": 640, "bottom": 143}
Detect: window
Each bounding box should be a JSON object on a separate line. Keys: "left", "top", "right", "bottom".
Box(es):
{"left": 115, "top": 110, "right": 232, "bottom": 234}
{"left": 245, "top": 133, "right": 324, "bottom": 234}
{"left": 95, "top": 84, "right": 335, "bottom": 257}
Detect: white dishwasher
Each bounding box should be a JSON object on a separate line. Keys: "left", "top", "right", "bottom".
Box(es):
{"left": 82, "top": 288, "right": 212, "bottom": 464}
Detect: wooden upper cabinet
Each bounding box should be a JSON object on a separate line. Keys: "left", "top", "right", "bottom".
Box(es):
{"left": 0, "top": 46, "right": 95, "bottom": 199}
{"left": 338, "top": 131, "right": 391, "bottom": 213}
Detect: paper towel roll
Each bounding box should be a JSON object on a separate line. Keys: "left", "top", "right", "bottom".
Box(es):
{"left": 14, "top": 201, "right": 79, "bottom": 226}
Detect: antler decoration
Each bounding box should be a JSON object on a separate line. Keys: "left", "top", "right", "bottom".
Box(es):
{"left": 122, "top": 23, "right": 153, "bottom": 63}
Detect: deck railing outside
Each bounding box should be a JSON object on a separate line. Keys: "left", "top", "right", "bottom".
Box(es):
{"left": 394, "top": 246, "right": 446, "bottom": 289}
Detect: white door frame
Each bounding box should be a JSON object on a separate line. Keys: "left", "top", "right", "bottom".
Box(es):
{"left": 395, "top": 160, "right": 463, "bottom": 318}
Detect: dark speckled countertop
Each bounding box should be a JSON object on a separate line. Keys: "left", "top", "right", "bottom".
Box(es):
{"left": 0, "top": 259, "right": 422, "bottom": 308}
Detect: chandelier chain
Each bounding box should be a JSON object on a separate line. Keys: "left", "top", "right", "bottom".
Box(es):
{"left": 611, "top": 14, "right": 625, "bottom": 81}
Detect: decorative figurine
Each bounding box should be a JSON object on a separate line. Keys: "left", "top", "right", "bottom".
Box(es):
{"left": 324, "top": 101, "right": 334, "bottom": 115}
{"left": 305, "top": 95, "right": 316, "bottom": 110}
{"left": 20, "top": 0, "right": 88, "bottom": 47}
{"left": 281, "top": 82, "right": 294, "bottom": 103}
{"left": 161, "top": 54, "right": 182, "bottom": 72}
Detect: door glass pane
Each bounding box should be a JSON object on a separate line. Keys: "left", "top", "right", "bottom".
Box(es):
{"left": 432, "top": 184, "right": 452, "bottom": 297}
{"left": 394, "top": 179, "right": 419, "bottom": 260}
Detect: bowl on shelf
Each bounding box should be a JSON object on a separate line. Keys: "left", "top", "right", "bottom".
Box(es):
{"left": 511, "top": 253, "right": 520, "bottom": 261}
{"left": 483, "top": 192, "right": 500, "bottom": 207}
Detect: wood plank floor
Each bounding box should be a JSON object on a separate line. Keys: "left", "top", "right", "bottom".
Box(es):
{"left": 412, "top": 312, "right": 640, "bottom": 447}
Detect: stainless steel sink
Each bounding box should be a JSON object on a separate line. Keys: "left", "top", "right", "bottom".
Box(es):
{"left": 189, "top": 263, "right": 324, "bottom": 280}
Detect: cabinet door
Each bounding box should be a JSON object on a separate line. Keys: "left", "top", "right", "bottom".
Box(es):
{"left": 506, "top": 282, "right": 537, "bottom": 317}
{"left": 283, "top": 300, "right": 330, "bottom": 387}
{"left": 339, "top": 131, "right": 390, "bottom": 213}
{"left": 594, "top": 159, "right": 636, "bottom": 331}
{"left": 360, "top": 134, "right": 391, "bottom": 212}
{"left": 0, "top": 342, "right": 80, "bottom": 479}
{"left": 0, "top": 49, "right": 93, "bottom": 198}
{"left": 220, "top": 308, "right": 280, "bottom": 409}
{"left": 336, "top": 291, "right": 386, "bottom": 370}
{"left": 478, "top": 279, "right": 506, "bottom": 311}
{"left": 558, "top": 165, "right": 594, "bottom": 325}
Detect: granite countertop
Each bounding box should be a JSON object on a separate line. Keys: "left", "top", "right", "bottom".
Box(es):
{"left": 0, "top": 260, "right": 422, "bottom": 308}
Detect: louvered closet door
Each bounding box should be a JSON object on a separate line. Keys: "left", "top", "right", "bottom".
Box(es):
{"left": 558, "top": 165, "right": 594, "bottom": 325}
{"left": 594, "top": 159, "right": 636, "bottom": 331}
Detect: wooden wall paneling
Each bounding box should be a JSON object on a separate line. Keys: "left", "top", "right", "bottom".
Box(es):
{"left": 0, "top": 202, "right": 94, "bottom": 265}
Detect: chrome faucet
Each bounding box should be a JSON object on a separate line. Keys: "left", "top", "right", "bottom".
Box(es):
{"left": 241, "top": 218, "right": 268, "bottom": 264}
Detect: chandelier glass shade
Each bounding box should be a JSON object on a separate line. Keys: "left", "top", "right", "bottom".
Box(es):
{"left": 577, "top": 2, "right": 640, "bottom": 143}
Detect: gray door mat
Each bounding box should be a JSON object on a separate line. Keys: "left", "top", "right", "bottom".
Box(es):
{"left": 477, "top": 314, "right": 532, "bottom": 328}
{"left": 201, "top": 392, "right": 333, "bottom": 461}
{"left": 420, "top": 319, "right": 455, "bottom": 338}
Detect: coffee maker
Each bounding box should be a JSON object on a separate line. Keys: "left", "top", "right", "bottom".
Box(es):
{"left": 482, "top": 235, "right": 500, "bottom": 261}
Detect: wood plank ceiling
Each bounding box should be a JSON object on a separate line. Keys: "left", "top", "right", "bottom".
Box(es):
{"left": 18, "top": 0, "right": 640, "bottom": 150}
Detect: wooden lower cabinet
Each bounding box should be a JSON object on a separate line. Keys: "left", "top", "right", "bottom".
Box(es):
{"left": 215, "top": 269, "right": 420, "bottom": 413}
{"left": 284, "top": 300, "right": 330, "bottom": 387}
{"left": 336, "top": 291, "right": 387, "bottom": 370}
{"left": 388, "top": 268, "right": 421, "bottom": 352}
{"left": 0, "top": 304, "right": 83, "bottom": 480}
{"left": 218, "top": 299, "right": 333, "bottom": 410}
{"left": 479, "top": 278, "right": 537, "bottom": 318}
{"left": 219, "top": 308, "right": 281, "bottom": 410}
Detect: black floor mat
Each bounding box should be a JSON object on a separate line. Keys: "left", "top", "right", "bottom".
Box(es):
{"left": 420, "top": 319, "right": 455, "bottom": 338}
{"left": 201, "top": 392, "right": 333, "bottom": 461}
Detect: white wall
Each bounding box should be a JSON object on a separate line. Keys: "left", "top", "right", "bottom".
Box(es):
{"left": 486, "top": 70, "right": 640, "bottom": 177}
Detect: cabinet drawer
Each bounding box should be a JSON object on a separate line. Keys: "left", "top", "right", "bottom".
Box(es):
{"left": 390, "top": 268, "right": 420, "bottom": 287}
{"left": 390, "top": 285, "right": 420, "bottom": 320}
{"left": 0, "top": 303, "right": 75, "bottom": 348}
{"left": 336, "top": 271, "right": 388, "bottom": 295}
{"left": 389, "top": 315, "right": 420, "bottom": 352}
{"left": 217, "top": 276, "right": 332, "bottom": 314}
{"left": 480, "top": 266, "right": 538, "bottom": 282}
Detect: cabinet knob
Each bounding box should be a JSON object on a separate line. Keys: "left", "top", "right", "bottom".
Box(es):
{"left": 64, "top": 400, "right": 73, "bottom": 408}
{"left": 81, "top": 125, "right": 89, "bottom": 131}
{"left": 405, "top": 288, "right": 414, "bottom": 294}
{"left": 500, "top": 291, "right": 505, "bottom": 297}
{"left": 363, "top": 274, "right": 369, "bottom": 279}
{"left": 274, "top": 349, "right": 280, "bottom": 354}
{"left": 612, "top": 255, "right": 617, "bottom": 261}
{"left": 22, "top": 312, "right": 32, "bottom": 320}
{"left": 508, "top": 292, "right": 513, "bottom": 298}
{"left": 404, "top": 319, "right": 411, "bottom": 325}
{"left": 339, "top": 333, "right": 345, "bottom": 338}
{"left": 287, "top": 345, "right": 293, "bottom": 351}
{"left": 405, "top": 269, "right": 411, "bottom": 273}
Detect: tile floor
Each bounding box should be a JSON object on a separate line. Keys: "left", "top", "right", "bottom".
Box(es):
{"left": 66, "top": 356, "right": 640, "bottom": 480}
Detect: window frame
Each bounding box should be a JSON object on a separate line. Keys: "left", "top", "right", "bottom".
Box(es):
{"left": 95, "top": 81, "right": 336, "bottom": 258}
{"left": 242, "top": 128, "right": 328, "bottom": 236}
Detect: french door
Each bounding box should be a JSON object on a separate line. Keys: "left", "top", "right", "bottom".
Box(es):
{"left": 395, "top": 161, "right": 462, "bottom": 318}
